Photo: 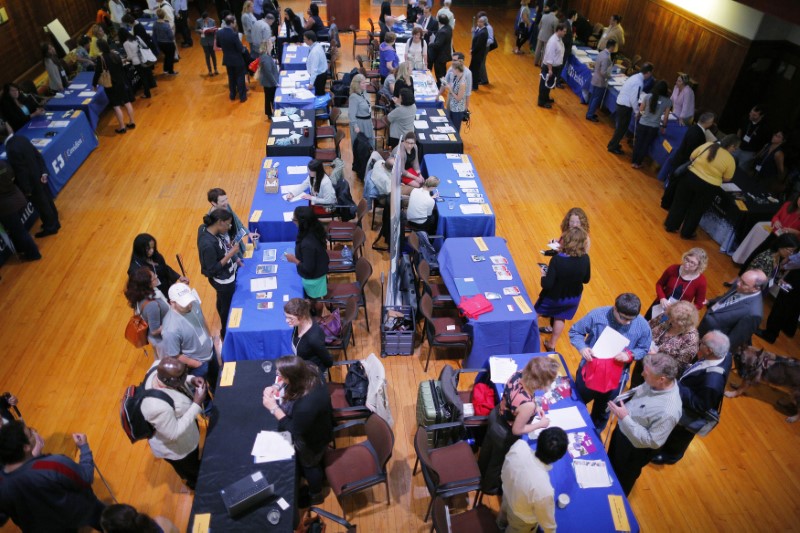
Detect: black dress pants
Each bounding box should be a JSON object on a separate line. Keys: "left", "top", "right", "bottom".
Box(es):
{"left": 664, "top": 172, "right": 720, "bottom": 238}
{"left": 608, "top": 104, "right": 633, "bottom": 150}
{"left": 28, "top": 187, "right": 60, "bottom": 232}
{"left": 165, "top": 445, "right": 201, "bottom": 489}
{"left": 608, "top": 428, "right": 656, "bottom": 496}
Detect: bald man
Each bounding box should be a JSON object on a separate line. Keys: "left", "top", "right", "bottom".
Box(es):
{"left": 698, "top": 270, "right": 767, "bottom": 354}
{"left": 141, "top": 357, "right": 207, "bottom": 489}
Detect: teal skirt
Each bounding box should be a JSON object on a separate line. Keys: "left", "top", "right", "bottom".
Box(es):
{"left": 302, "top": 275, "right": 328, "bottom": 298}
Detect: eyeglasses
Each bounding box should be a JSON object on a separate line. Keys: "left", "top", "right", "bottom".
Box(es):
{"left": 615, "top": 309, "right": 637, "bottom": 322}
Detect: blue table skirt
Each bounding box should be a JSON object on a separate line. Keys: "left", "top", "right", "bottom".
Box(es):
{"left": 0, "top": 201, "right": 38, "bottom": 266}
{"left": 44, "top": 72, "right": 109, "bottom": 130}
{"left": 248, "top": 156, "right": 311, "bottom": 241}
{"left": 438, "top": 237, "right": 539, "bottom": 367}
{"left": 0, "top": 110, "right": 98, "bottom": 197}
{"left": 281, "top": 43, "right": 310, "bottom": 71}
{"left": 647, "top": 120, "right": 688, "bottom": 167}
{"left": 221, "top": 241, "right": 304, "bottom": 362}
{"left": 412, "top": 70, "right": 445, "bottom": 109}
{"left": 423, "top": 154, "right": 496, "bottom": 239}
{"left": 275, "top": 87, "right": 316, "bottom": 110}
{"left": 492, "top": 352, "right": 640, "bottom": 533}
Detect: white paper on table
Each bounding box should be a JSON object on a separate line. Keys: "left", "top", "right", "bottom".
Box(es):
{"left": 283, "top": 211, "right": 295, "bottom": 222}
{"left": 573, "top": 459, "right": 613, "bottom": 488}
{"left": 272, "top": 115, "right": 290, "bottom": 122}
{"left": 435, "top": 126, "right": 456, "bottom": 133}
{"left": 457, "top": 180, "right": 478, "bottom": 189}
{"left": 418, "top": 132, "right": 426, "bottom": 140}
{"left": 446, "top": 153, "right": 461, "bottom": 159}
{"left": 489, "top": 356, "right": 518, "bottom": 384}
{"left": 48, "top": 121, "right": 70, "bottom": 128}
{"left": 460, "top": 204, "right": 484, "bottom": 214}
{"left": 413, "top": 120, "right": 429, "bottom": 129}
{"left": 282, "top": 194, "right": 306, "bottom": 203}
{"left": 70, "top": 84, "right": 88, "bottom": 89}
{"left": 430, "top": 134, "right": 450, "bottom": 141}
{"left": 293, "top": 120, "right": 312, "bottom": 128}
{"left": 528, "top": 407, "right": 586, "bottom": 439}
{"left": 431, "top": 117, "right": 449, "bottom": 123}
{"left": 650, "top": 303, "right": 664, "bottom": 319}
{"left": 78, "top": 91, "right": 95, "bottom": 97}
{"left": 272, "top": 128, "right": 291, "bottom": 135}
{"left": 287, "top": 166, "right": 308, "bottom": 174}
{"left": 721, "top": 182, "right": 742, "bottom": 192}
{"left": 251, "top": 276, "right": 278, "bottom": 292}
{"left": 280, "top": 185, "right": 294, "bottom": 194}
{"left": 591, "top": 326, "right": 631, "bottom": 359}
{"left": 252, "top": 431, "right": 295, "bottom": 463}
{"left": 295, "top": 88, "right": 315, "bottom": 99}
{"left": 288, "top": 114, "right": 301, "bottom": 121}
{"left": 286, "top": 45, "right": 299, "bottom": 52}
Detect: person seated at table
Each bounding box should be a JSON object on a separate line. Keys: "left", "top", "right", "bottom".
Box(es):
{"left": 387, "top": 88, "right": 416, "bottom": 148}
{"left": 128, "top": 233, "right": 189, "bottom": 297}
{"left": 262, "top": 355, "right": 333, "bottom": 507}
{"left": 92, "top": 38, "right": 136, "bottom": 134}
{"left": 100, "top": 503, "right": 179, "bottom": 533}
{"left": 379, "top": 32, "right": 400, "bottom": 83}
{"left": 0, "top": 83, "right": 44, "bottom": 132}
{"left": 752, "top": 130, "right": 787, "bottom": 193}
{"left": 364, "top": 151, "right": 394, "bottom": 208}
{"left": 75, "top": 36, "right": 95, "bottom": 72}
{"left": 393, "top": 61, "right": 415, "bottom": 99}
{"left": 348, "top": 74, "right": 376, "bottom": 150}
{"left": 733, "top": 191, "right": 800, "bottom": 267}
{"left": 42, "top": 43, "right": 68, "bottom": 93}
{"left": 671, "top": 73, "right": 695, "bottom": 126}
{"left": 303, "top": 3, "right": 325, "bottom": 33}
{"left": 478, "top": 356, "right": 560, "bottom": 495}
{"left": 631, "top": 80, "right": 672, "bottom": 169}
{"left": 395, "top": 131, "right": 423, "bottom": 188}
{"left": 406, "top": 176, "right": 439, "bottom": 233}
{"left": 733, "top": 104, "right": 769, "bottom": 168}
{"left": 630, "top": 301, "right": 699, "bottom": 388}
{"left": 286, "top": 206, "right": 330, "bottom": 305}
{"left": 499, "top": 427, "right": 568, "bottom": 533}
{"left": 728, "top": 233, "right": 799, "bottom": 288}
{"left": 535, "top": 227, "right": 591, "bottom": 353}
{"left": 284, "top": 298, "right": 333, "bottom": 377}
{"left": 645, "top": 247, "right": 708, "bottom": 320}
{"left": 285, "top": 159, "right": 336, "bottom": 207}
{"left": 125, "top": 266, "right": 171, "bottom": 358}
{"left": 284, "top": 8, "right": 304, "bottom": 43}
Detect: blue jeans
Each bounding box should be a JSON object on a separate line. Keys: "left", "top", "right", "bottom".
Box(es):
{"left": 586, "top": 85, "right": 606, "bottom": 119}
{"left": 189, "top": 351, "right": 220, "bottom": 392}
{"left": 447, "top": 110, "right": 464, "bottom": 134}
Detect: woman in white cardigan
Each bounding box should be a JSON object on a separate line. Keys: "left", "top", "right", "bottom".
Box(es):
{"left": 285, "top": 159, "right": 337, "bottom": 206}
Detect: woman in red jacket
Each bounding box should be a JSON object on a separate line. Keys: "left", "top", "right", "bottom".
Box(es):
{"left": 645, "top": 247, "right": 708, "bottom": 320}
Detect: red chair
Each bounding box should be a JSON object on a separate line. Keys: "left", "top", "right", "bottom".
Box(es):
{"left": 327, "top": 227, "right": 366, "bottom": 275}
{"left": 419, "top": 293, "right": 471, "bottom": 372}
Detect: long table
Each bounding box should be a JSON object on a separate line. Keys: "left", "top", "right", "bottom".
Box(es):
{"left": 266, "top": 109, "right": 315, "bottom": 157}
{"left": 221, "top": 241, "right": 304, "bottom": 362}
{"left": 493, "top": 352, "right": 640, "bottom": 533}
{"left": 438, "top": 237, "right": 539, "bottom": 368}
{"left": 414, "top": 108, "right": 463, "bottom": 162}
{"left": 275, "top": 70, "right": 317, "bottom": 110}
{"left": 248, "top": 156, "right": 311, "bottom": 241}
{"left": 0, "top": 110, "right": 98, "bottom": 197}
{"left": 281, "top": 43, "right": 310, "bottom": 71}
{"left": 411, "top": 70, "right": 445, "bottom": 109}
{"left": 44, "top": 72, "right": 109, "bottom": 130}
{"left": 190, "top": 359, "right": 296, "bottom": 531}
{"left": 423, "top": 154, "right": 495, "bottom": 239}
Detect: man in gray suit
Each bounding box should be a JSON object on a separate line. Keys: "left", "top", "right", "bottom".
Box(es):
{"left": 698, "top": 270, "right": 767, "bottom": 353}
{"left": 215, "top": 14, "right": 247, "bottom": 102}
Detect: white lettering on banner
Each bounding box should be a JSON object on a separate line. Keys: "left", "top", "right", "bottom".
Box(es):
{"left": 51, "top": 155, "right": 65, "bottom": 175}
{"left": 20, "top": 202, "right": 36, "bottom": 226}
{"left": 65, "top": 136, "right": 84, "bottom": 158}
{"left": 50, "top": 135, "right": 84, "bottom": 175}
{"left": 565, "top": 64, "right": 586, "bottom": 88}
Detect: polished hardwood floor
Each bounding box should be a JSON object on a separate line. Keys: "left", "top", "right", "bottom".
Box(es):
{"left": 1, "top": 2, "right": 799, "bottom": 532}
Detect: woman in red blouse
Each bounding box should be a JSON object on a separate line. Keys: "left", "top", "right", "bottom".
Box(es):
{"left": 645, "top": 247, "right": 708, "bottom": 320}
{"left": 733, "top": 192, "right": 800, "bottom": 271}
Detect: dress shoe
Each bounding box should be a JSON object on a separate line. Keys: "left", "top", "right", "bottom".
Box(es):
{"left": 34, "top": 229, "right": 58, "bottom": 238}
{"left": 586, "top": 116, "right": 599, "bottom": 122}
{"left": 650, "top": 454, "right": 681, "bottom": 465}
{"left": 548, "top": 97, "right": 555, "bottom": 103}
{"left": 608, "top": 147, "right": 624, "bottom": 155}
{"left": 126, "top": 123, "right": 136, "bottom": 129}
{"left": 680, "top": 233, "right": 698, "bottom": 240}
{"left": 20, "top": 253, "right": 42, "bottom": 262}
{"left": 755, "top": 329, "right": 777, "bottom": 343}
{"left": 538, "top": 103, "right": 552, "bottom": 109}
{"left": 114, "top": 128, "right": 127, "bottom": 134}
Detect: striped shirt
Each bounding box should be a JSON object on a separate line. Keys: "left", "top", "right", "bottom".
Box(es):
{"left": 569, "top": 306, "right": 652, "bottom": 361}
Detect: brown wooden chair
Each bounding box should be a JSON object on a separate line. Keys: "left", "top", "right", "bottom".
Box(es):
{"left": 306, "top": 508, "right": 356, "bottom": 533}
{"left": 316, "top": 107, "right": 341, "bottom": 141}
{"left": 314, "top": 130, "right": 345, "bottom": 163}
{"left": 327, "top": 227, "right": 366, "bottom": 275}
{"left": 414, "top": 424, "right": 482, "bottom": 522}
{"left": 351, "top": 25, "right": 373, "bottom": 58}
{"left": 326, "top": 257, "right": 373, "bottom": 332}
{"left": 357, "top": 54, "right": 380, "bottom": 81}
{"left": 371, "top": 194, "right": 389, "bottom": 231}
{"left": 327, "top": 358, "right": 371, "bottom": 424}
{"left": 431, "top": 497, "right": 500, "bottom": 533}
{"left": 419, "top": 293, "right": 470, "bottom": 372}
{"left": 438, "top": 364, "right": 489, "bottom": 431}
{"left": 323, "top": 295, "right": 358, "bottom": 358}
{"left": 324, "top": 413, "right": 394, "bottom": 516}
{"left": 418, "top": 259, "right": 452, "bottom": 309}
{"left": 328, "top": 198, "right": 368, "bottom": 246}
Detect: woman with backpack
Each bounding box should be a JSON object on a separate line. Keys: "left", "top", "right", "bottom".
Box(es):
{"left": 120, "top": 28, "right": 156, "bottom": 99}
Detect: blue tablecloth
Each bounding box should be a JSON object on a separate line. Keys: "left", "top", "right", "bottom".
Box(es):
{"left": 647, "top": 120, "right": 687, "bottom": 167}
{"left": 281, "top": 43, "right": 310, "bottom": 71}
{"left": 423, "top": 154, "right": 495, "bottom": 239}
{"left": 564, "top": 49, "right": 619, "bottom": 111}
{"left": 136, "top": 17, "right": 155, "bottom": 34}
{"left": 493, "top": 352, "right": 640, "bottom": 533}
{"left": 391, "top": 22, "right": 414, "bottom": 42}
{"left": 44, "top": 72, "right": 109, "bottom": 130}
{"left": 411, "top": 70, "right": 445, "bottom": 109}
{"left": 221, "top": 241, "right": 304, "bottom": 362}
{"left": 438, "top": 237, "right": 539, "bottom": 368}
{"left": 0, "top": 110, "right": 98, "bottom": 197}
{"left": 248, "top": 156, "right": 311, "bottom": 241}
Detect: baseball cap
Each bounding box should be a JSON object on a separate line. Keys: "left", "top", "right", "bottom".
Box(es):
{"left": 168, "top": 283, "right": 195, "bottom": 307}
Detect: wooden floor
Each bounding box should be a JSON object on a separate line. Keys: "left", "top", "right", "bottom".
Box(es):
{"left": 2, "top": 2, "right": 799, "bottom": 532}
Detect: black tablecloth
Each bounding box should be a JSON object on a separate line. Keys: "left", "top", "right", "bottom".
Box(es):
{"left": 415, "top": 108, "right": 463, "bottom": 163}
{"left": 711, "top": 168, "right": 781, "bottom": 243}
{"left": 266, "top": 109, "right": 316, "bottom": 158}
{"left": 190, "top": 360, "right": 296, "bottom": 531}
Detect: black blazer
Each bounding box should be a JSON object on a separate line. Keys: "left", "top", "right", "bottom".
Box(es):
{"left": 429, "top": 24, "right": 452, "bottom": 64}
{"left": 293, "top": 323, "right": 333, "bottom": 373}
{"left": 678, "top": 356, "right": 729, "bottom": 417}
{"left": 699, "top": 290, "right": 763, "bottom": 351}
{"left": 215, "top": 26, "right": 245, "bottom": 67}
{"left": 296, "top": 233, "right": 329, "bottom": 279}
{"left": 673, "top": 124, "right": 708, "bottom": 167}
{"left": 4, "top": 135, "right": 47, "bottom": 196}
{"left": 471, "top": 27, "right": 488, "bottom": 58}
{"left": 419, "top": 15, "right": 438, "bottom": 41}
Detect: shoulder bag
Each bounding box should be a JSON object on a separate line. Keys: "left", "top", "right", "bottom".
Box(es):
{"left": 136, "top": 37, "right": 158, "bottom": 66}
{"left": 98, "top": 56, "right": 113, "bottom": 88}
{"left": 672, "top": 142, "right": 715, "bottom": 179}
{"left": 124, "top": 300, "right": 154, "bottom": 348}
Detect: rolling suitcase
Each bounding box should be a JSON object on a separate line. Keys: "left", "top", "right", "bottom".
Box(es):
{"left": 416, "top": 380, "right": 453, "bottom": 446}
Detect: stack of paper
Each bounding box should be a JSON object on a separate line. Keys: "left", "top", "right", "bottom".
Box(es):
{"left": 252, "top": 430, "right": 295, "bottom": 463}
{"left": 251, "top": 276, "right": 278, "bottom": 292}
{"left": 528, "top": 406, "right": 586, "bottom": 439}
{"left": 489, "top": 356, "right": 518, "bottom": 384}
{"left": 457, "top": 180, "right": 478, "bottom": 189}
{"left": 459, "top": 204, "right": 484, "bottom": 215}
{"left": 573, "top": 459, "right": 613, "bottom": 488}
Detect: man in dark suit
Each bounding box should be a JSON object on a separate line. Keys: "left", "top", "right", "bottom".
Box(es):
{"left": 469, "top": 16, "right": 488, "bottom": 91}
{"left": 419, "top": 4, "right": 438, "bottom": 52}
{"left": 698, "top": 270, "right": 767, "bottom": 354}
{"left": 429, "top": 14, "right": 452, "bottom": 87}
{"left": 660, "top": 112, "right": 716, "bottom": 208}
{"left": 1, "top": 124, "right": 60, "bottom": 238}
{"left": 215, "top": 14, "right": 247, "bottom": 102}
{"left": 651, "top": 330, "right": 730, "bottom": 465}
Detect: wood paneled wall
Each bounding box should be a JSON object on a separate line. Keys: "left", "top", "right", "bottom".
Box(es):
{"left": 569, "top": 0, "right": 751, "bottom": 120}
{"left": 0, "top": 0, "right": 96, "bottom": 84}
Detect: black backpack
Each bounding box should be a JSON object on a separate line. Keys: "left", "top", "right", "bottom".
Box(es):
{"left": 344, "top": 362, "right": 369, "bottom": 406}
{"left": 120, "top": 367, "right": 175, "bottom": 443}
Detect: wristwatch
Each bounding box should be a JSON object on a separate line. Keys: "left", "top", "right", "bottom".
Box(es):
{"left": 270, "top": 406, "right": 279, "bottom": 415}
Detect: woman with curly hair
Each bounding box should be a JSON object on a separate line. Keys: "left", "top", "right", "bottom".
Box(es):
{"left": 645, "top": 247, "right": 708, "bottom": 319}
{"left": 631, "top": 300, "right": 699, "bottom": 386}
{"left": 124, "top": 267, "right": 170, "bottom": 357}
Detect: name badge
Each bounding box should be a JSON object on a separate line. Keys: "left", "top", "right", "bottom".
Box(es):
{"left": 755, "top": 164, "right": 762, "bottom": 172}
{"left": 743, "top": 134, "right": 751, "bottom": 143}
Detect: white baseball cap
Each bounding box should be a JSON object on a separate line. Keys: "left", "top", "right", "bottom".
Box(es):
{"left": 168, "top": 282, "right": 195, "bottom": 307}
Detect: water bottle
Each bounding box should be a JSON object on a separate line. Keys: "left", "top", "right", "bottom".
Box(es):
{"left": 341, "top": 245, "right": 353, "bottom": 266}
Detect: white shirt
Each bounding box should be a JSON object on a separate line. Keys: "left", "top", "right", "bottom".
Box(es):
{"left": 542, "top": 33, "right": 564, "bottom": 67}
{"left": 616, "top": 72, "right": 645, "bottom": 110}
{"left": 407, "top": 188, "right": 435, "bottom": 223}
{"left": 501, "top": 440, "right": 557, "bottom": 533}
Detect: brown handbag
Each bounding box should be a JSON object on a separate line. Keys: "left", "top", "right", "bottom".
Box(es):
{"left": 124, "top": 300, "right": 153, "bottom": 348}
{"left": 98, "top": 56, "right": 113, "bottom": 88}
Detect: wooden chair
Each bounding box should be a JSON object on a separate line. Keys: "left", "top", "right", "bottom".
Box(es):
{"left": 351, "top": 25, "right": 373, "bottom": 58}
{"left": 326, "top": 257, "right": 373, "bottom": 332}
{"left": 316, "top": 107, "right": 341, "bottom": 141}
{"left": 327, "top": 356, "right": 372, "bottom": 424}
{"left": 371, "top": 194, "right": 389, "bottom": 231}
{"left": 328, "top": 198, "right": 368, "bottom": 246}
{"left": 418, "top": 259, "right": 453, "bottom": 310}
{"left": 323, "top": 295, "right": 358, "bottom": 358}
{"left": 327, "top": 227, "right": 366, "bottom": 275}
{"left": 314, "top": 130, "right": 345, "bottom": 163}
{"left": 419, "top": 293, "right": 471, "bottom": 372}
{"left": 431, "top": 498, "right": 500, "bottom": 533}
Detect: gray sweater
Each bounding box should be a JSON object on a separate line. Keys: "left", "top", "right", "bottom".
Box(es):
{"left": 618, "top": 382, "right": 682, "bottom": 449}
{"left": 387, "top": 103, "right": 417, "bottom": 140}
